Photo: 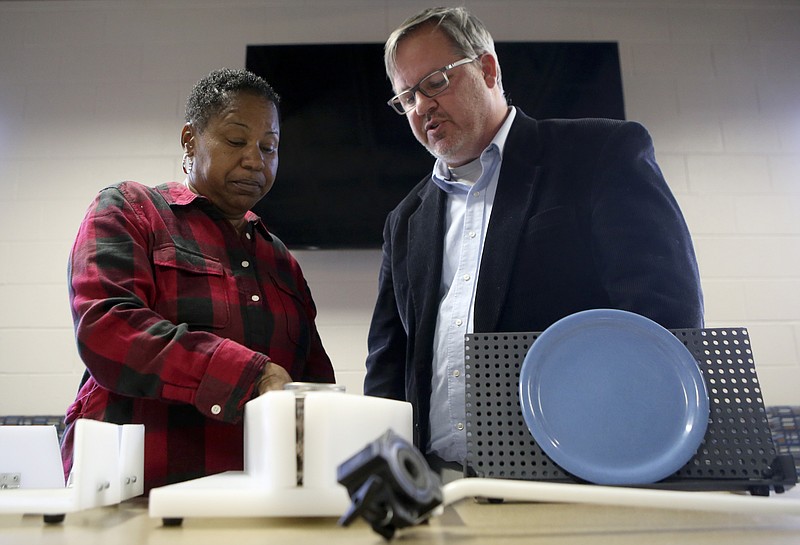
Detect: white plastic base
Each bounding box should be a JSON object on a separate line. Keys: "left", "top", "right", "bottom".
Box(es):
{"left": 149, "top": 390, "right": 413, "bottom": 519}
{"left": 149, "top": 472, "right": 350, "bottom": 518}
{"left": 0, "top": 420, "right": 144, "bottom": 517}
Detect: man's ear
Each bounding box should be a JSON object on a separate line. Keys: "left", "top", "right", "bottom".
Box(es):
{"left": 480, "top": 53, "right": 500, "bottom": 89}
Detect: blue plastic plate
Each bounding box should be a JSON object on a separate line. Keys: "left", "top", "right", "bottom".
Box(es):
{"left": 519, "top": 309, "right": 709, "bottom": 485}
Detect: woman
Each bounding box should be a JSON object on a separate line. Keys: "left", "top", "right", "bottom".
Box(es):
{"left": 61, "top": 68, "right": 335, "bottom": 492}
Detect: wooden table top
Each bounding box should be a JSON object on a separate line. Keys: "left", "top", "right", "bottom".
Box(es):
{"left": 3, "top": 490, "right": 800, "bottom": 545}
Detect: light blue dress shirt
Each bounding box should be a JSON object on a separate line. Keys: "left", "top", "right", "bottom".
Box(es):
{"left": 427, "top": 108, "right": 517, "bottom": 462}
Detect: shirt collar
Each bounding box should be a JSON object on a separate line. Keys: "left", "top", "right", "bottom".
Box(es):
{"left": 432, "top": 106, "right": 517, "bottom": 193}
{"left": 493, "top": 105, "right": 517, "bottom": 155}
{"left": 159, "top": 180, "right": 200, "bottom": 206}
{"left": 159, "top": 181, "right": 270, "bottom": 237}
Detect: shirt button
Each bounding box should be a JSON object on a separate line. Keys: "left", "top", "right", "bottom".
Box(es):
{"left": 245, "top": 233, "right": 252, "bottom": 240}
{"left": 242, "top": 260, "right": 250, "bottom": 268}
{"left": 462, "top": 274, "right": 471, "bottom": 281}
{"left": 211, "top": 404, "right": 221, "bottom": 415}
{"left": 473, "top": 191, "right": 480, "bottom": 197}
{"left": 456, "top": 422, "right": 464, "bottom": 431}
{"left": 455, "top": 318, "right": 463, "bottom": 326}
{"left": 468, "top": 231, "right": 476, "bottom": 238}
{"left": 453, "top": 369, "right": 461, "bottom": 377}
{"left": 251, "top": 295, "right": 260, "bottom": 302}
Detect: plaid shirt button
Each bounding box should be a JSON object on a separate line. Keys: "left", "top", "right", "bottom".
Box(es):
{"left": 211, "top": 404, "right": 221, "bottom": 415}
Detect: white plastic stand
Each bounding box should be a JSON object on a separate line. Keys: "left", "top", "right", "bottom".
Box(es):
{"left": 148, "top": 390, "right": 413, "bottom": 520}
{"left": 0, "top": 419, "right": 144, "bottom": 521}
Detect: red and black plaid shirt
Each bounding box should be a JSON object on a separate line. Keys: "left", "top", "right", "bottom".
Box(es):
{"left": 61, "top": 181, "right": 334, "bottom": 492}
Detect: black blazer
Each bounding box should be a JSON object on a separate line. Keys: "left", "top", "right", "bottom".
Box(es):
{"left": 364, "top": 110, "right": 704, "bottom": 449}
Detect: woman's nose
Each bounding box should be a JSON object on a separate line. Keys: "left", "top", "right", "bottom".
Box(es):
{"left": 241, "top": 144, "right": 265, "bottom": 170}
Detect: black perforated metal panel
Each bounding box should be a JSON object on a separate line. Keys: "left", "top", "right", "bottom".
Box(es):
{"left": 464, "top": 328, "right": 792, "bottom": 492}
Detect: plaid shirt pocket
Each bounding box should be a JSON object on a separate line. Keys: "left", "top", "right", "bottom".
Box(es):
{"left": 152, "top": 244, "right": 231, "bottom": 330}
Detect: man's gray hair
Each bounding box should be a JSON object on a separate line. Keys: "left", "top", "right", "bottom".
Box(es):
{"left": 384, "top": 6, "right": 502, "bottom": 92}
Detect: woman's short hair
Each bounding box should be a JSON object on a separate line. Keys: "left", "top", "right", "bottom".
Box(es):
{"left": 384, "top": 7, "right": 501, "bottom": 91}
{"left": 185, "top": 68, "right": 280, "bottom": 132}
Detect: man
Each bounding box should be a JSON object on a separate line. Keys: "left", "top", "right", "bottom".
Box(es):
{"left": 364, "top": 7, "right": 703, "bottom": 472}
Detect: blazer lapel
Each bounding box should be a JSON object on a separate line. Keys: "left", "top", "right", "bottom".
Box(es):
{"left": 475, "top": 114, "right": 541, "bottom": 332}
{"left": 407, "top": 181, "right": 445, "bottom": 343}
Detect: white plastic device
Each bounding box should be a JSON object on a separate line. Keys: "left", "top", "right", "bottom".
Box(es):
{"left": 0, "top": 419, "right": 144, "bottom": 519}
{"left": 148, "top": 389, "right": 413, "bottom": 519}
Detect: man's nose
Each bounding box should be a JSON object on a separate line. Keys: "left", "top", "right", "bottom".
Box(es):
{"left": 413, "top": 91, "right": 437, "bottom": 116}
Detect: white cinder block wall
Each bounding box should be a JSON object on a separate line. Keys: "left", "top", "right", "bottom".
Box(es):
{"left": 0, "top": 0, "right": 798, "bottom": 415}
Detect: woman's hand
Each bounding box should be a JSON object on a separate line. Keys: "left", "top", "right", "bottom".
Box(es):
{"left": 255, "top": 362, "right": 293, "bottom": 395}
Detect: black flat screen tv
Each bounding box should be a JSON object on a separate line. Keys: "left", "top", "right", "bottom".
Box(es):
{"left": 246, "top": 42, "right": 624, "bottom": 249}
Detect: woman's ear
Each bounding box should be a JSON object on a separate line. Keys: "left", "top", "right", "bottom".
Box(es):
{"left": 180, "top": 123, "right": 195, "bottom": 154}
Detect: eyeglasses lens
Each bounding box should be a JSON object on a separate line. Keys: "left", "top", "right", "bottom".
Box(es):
{"left": 391, "top": 70, "right": 450, "bottom": 114}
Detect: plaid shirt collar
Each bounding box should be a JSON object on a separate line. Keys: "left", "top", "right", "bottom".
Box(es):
{"left": 157, "top": 181, "right": 272, "bottom": 240}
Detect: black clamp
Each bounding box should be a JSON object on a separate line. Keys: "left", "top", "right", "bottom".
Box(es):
{"left": 337, "top": 429, "right": 443, "bottom": 540}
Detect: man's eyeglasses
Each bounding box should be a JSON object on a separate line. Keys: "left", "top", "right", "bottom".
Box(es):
{"left": 387, "top": 57, "right": 477, "bottom": 115}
